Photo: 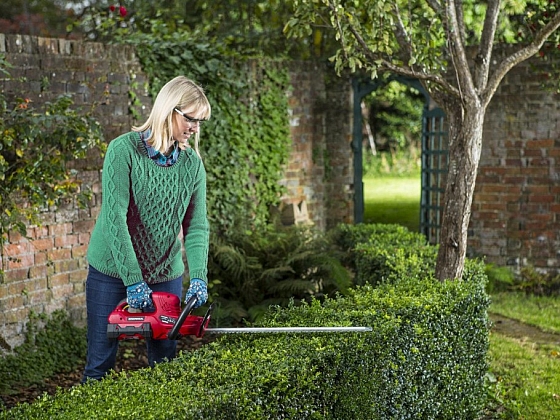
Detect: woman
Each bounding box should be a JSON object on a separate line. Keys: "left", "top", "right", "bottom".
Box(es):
{"left": 82, "top": 76, "right": 211, "bottom": 381}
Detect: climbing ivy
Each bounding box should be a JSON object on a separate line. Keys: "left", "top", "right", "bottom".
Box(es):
{"left": 0, "top": 54, "right": 105, "bottom": 275}
{"left": 99, "top": 18, "right": 292, "bottom": 233}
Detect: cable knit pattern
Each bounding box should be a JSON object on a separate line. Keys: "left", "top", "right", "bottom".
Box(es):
{"left": 87, "top": 132, "right": 209, "bottom": 286}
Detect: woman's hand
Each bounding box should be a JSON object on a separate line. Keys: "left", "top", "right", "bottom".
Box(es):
{"left": 126, "top": 281, "right": 154, "bottom": 310}
{"left": 185, "top": 279, "right": 208, "bottom": 308}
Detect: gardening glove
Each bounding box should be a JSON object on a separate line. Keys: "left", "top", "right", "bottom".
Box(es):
{"left": 126, "top": 281, "right": 154, "bottom": 311}
{"left": 185, "top": 278, "right": 208, "bottom": 308}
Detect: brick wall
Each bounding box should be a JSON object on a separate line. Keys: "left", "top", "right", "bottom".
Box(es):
{"left": 0, "top": 34, "right": 355, "bottom": 350}
{"left": 0, "top": 33, "right": 153, "bottom": 351}
{"left": 468, "top": 52, "right": 560, "bottom": 273}
{"left": 283, "top": 62, "right": 354, "bottom": 231}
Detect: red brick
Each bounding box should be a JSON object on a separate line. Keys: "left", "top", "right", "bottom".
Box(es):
{"left": 72, "top": 244, "right": 89, "bottom": 258}
{"left": 34, "top": 253, "right": 49, "bottom": 268}
{"left": 48, "top": 272, "right": 70, "bottom": 288}
{"left": 7, "top": 254, "right": 34, "bottom": 270}
{"left": 3, "top": 268, "right": 29, "bottom": 282}
{"left": 4, "top": 242, "right": 30, "bottom": 257}
{"left": 51, "top": 284, "right": 73, "bottom": 300}
{"left": 73, "top": 219, "right": 95, "bottom": 234}
{"left": 47, "top": 248, "right": 71, "bottom": 261}
{"left": 31, "top": 238, "right": 54, "bottom": 251}
{"left": 526, "top": 139, "right": 554, "bottom": 148}
{"left": 54, "top": 234, "right": 79, "bottom": 248}
{"left": 48, "top": 223, "right": 71, "bottom": 236}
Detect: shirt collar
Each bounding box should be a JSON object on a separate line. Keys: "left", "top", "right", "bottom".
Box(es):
{"left": 140, "top": 130, "right": 179, "bottom": 166}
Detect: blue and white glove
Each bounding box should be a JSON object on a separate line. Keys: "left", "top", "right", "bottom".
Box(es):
{"left": 185, "top": 278, "right": 208, "bottom": 308}
{"left": 126, "top": 281, "right": 154, "bottom": 310}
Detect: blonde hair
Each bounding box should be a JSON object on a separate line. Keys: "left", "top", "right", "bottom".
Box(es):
{"left": 133, "top": 76, "right": 211, "bottom": 157}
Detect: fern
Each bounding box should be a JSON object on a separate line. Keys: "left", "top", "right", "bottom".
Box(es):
{"left": 207, "top": 222, "right": 351, "bottom": 325}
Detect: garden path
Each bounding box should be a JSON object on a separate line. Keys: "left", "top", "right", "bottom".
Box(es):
{"left": 489, "top": 313, "right": 560, "bottom": 345}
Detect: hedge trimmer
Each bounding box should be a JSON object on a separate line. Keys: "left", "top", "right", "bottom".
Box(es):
{"left": 107, "top": 292, "right": 371, "bottom": 341}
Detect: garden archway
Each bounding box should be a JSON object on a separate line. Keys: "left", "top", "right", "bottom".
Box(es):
{"left": 351, "top": 75, "right": 448, "bottom": 243}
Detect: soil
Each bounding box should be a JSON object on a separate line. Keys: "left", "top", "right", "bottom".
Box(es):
{"left": 489, "top": 313, "right": 560, "bottom": 345}
{"left": 2, "top": 313, "right": 559, "bottom": 411}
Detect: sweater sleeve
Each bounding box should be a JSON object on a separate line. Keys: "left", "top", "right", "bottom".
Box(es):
{"left": 182, "top": 158, "right": 210, "bottom": 283}
{"left": 101, "top": 137, "right": 144, "bottom": 286}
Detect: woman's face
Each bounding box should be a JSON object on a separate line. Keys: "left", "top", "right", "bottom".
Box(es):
{"left": 172, "top": 107, "right": 206, "bottom": 149}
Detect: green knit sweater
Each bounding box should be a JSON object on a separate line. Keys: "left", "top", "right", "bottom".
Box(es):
{"left": 87, "top": 132, "right": 209, "bottom": 286}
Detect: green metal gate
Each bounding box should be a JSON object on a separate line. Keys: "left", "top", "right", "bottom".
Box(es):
{"left": 352, "top": 76, "right": 448, "bottom": 243}
{"left": 419, "top": 107, "right": 448, "bottom": 244}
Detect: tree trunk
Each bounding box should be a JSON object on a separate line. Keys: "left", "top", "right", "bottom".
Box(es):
{"left": 435, "top": 103, "right": 485, "bottom": 281}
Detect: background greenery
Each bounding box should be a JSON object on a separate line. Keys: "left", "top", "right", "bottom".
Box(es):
{"left": 363, "top": 173, "right": 421, "bottom": 233}
{"left": 363, "top": 174, "right": 560, "bottom": 419}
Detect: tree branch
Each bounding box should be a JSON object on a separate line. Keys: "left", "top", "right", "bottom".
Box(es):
{"left": 337, "top": 6, "right": 460, "bottom": 97}
{"left": 483, "top": 10, "right": 560, "bottom": 107}
{"left": 379, "top": 58, "right": 461, "bottom": 97}
{"left": 392, "top": 2, "right": 414, "bottom": 64}
{"left": 327, "top": 0, "right": 349, "bottom": 60}
{"left": 446, "top": 0, "right": 477, "bottom": 102}
{"left": 455, "top": 0, "right": 467, "bottom": 45}
{"left": 426, "top": 0, "right": 443, "bottom": 14}
{"left": 475, "top": 0, "right": 500, "bottom": 91}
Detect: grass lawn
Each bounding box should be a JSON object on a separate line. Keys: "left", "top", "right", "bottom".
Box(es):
{"left": 490, "top": 292, "right": 560, "bottom": 334}
{"left": 486, "top": 332, "right": 560, "bottom": 419}
{"left": 363, "top": 174, "right": 421, "bottom": 232}
{"left": 487, "top": 295, "right": 560, "bottom": 419}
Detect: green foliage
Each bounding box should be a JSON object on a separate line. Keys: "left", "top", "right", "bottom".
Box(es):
{"left": 487, "top": 332, "right": 560, "bottom": 419}
{"left": 365, "top": 81, "right": 424, "bottom": 152}
{"left": 489, "top": 291, "right": 560, "bottom": 334}
{"left": 207, "top": 222, "right": 352, "bottom": 325}
{"left": 0, "top": 223, "right": 489, "bottom": 419}
{"left": 81, "top": 14, "right": 292, "bottom": 233}
{"left": 73, "top": 0, "right": 330, "bottom": 60}
{"left": 484, "top": 263, "right": 560, "bottom": 296}
{"left": 512, "top": 265, "right": 560, "bottom": 296}
{"left": 0, "top": 54, "right": 104, "bottom": 272}
{"left": 0, "top": 0, "right": 76, "bottom": 37}
{"left": 363, "top": 147, "right": 421, "bottom": 178}
{"left": 484, "top": 263, "right": 516, "bottom": 294}
{"left": 328, "top": 222, "right": 427, "bottom": 276}
{"left": 354, "top": 243, "right": 438, "bottom": 287}
{"left": 0, "top": 310, "right": 86, "bottom": 396}
{"left": 286, "top": 0, "right": 560, "bottom": 80}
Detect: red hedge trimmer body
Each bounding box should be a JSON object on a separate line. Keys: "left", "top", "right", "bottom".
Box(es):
{"left": 107, "top": 292, "right": 211, "bottom": 341}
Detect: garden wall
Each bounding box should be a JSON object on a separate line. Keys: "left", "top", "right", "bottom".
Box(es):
{"left": 469, "top": 48, "right": 560, "bottom": 273}
{"left": 0, "top": 34, "right": 354, "bottom": 350}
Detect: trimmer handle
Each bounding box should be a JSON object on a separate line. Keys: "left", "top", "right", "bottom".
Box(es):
{"left": 168, "top": 295, "right": 198, "bottom": 340}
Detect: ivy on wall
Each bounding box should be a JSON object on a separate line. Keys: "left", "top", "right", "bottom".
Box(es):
{"left": 0, "top": 54, "right": 105, "bottom": 274}
{"left": 106, "top": 21, "right": 292, "bottom": 234}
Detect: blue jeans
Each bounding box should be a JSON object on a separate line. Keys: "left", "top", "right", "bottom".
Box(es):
{"left": 82, "top": 265, "right": 183, "bottom": 382}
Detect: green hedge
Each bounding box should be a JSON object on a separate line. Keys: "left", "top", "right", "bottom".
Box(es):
{"left": 329, "top": 223, "right": 431, "bottom": 285}
{"left": 2, "top": 224, "right": 489, "bottom": 419}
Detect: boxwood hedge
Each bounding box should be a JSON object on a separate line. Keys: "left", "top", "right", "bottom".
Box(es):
{"left": 1, "top": 224, "right": 490, "bottom": 419}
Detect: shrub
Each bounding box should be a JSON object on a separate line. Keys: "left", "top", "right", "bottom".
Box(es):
{"left": 1, "top": 225, "right": 489, "bottom": 420}
{"left": 329, "top": 223, "right": 430, "bottom": 285}
{"left": 0, "top": 311, "right": 86, "bottom": 396}
{"left": 0, "top": 53, "right": 104, "bottom": 274}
